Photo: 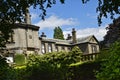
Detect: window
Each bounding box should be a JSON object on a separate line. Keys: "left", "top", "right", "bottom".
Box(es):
{"left": 48, "top": 43, "right": 52, "bottom": 52}
{"left": 91, "top": 45, "right": 97, "bottom": 53}
{"left": 8, "top": 32, "right": 14, "bottom": 43}
{"left": 55, "top": 46, "right": 58, "bottom": 52}
{"left": 41, "top": 43, "right": 45, "bottom": 53}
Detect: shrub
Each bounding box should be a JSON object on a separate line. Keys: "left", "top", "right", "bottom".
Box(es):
{"left": 96, "top": 49, "right": 110, "bottom": 61}
{"left": 26, "top": 46, "right": 83, "bottom": 80}
{"left": 14, "top": 66, "right": 27, "bottom": 80}
{"left": 0, "top": 56, "right": 16, "bottom": 80}
{"left": 14, "top": 54, "right": 25, "bottom": 66}
{"left": 96, "top": 42, "right": 120, "bottom": 80}
{"left": 0, "top": 56, "right": 8, "bottom": 80}
{"left": 69, "top": 61, "right": 101, "bottom": 80}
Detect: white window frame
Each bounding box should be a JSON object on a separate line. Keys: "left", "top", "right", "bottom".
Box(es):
{"left": 48, "top": 43, "right": 52, "bottom": 53}
{"left": 91, "top": 45, "right": 97, "bottom": 53}
{"left": 41, "top": 43, "right": 45, "bottom": 53}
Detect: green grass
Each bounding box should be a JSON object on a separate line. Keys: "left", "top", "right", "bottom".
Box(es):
{"left": 69, "top": 61, "right": 83, "bottom": 67}
{"left": 14, "top": 54, "right": 25, "bottom": 66}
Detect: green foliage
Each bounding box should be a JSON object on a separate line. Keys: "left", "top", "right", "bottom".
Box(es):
{"left": 26, "top": 46, "right": 82, "bottom": 80}
{"left": 82, "top": 0, "right": 120, "bottom": 25}
{"left": 14, "top": 66, "right": 28, "bottom": 80}
{"left": 0, "top": 55, "right": 27, "bottom": 80}
{"left": 14, "top": 54, "right": 25, "bottom": 66}
{"left": 96, "top": 49, "right": 110, "bottom": 61}
{"left": 0, "top": 21, "right": 13, "bottom": 47}
{"left": 0, "top": 0, "right": 64, "bottom": 22}
{"left": 70, "top": 61, "right": 101, "bottom": 80}
{"left": 26, "top": 53, "right": 68, "bottom": 80}
{"left": 96, "top": 0, "right": 120, "bottom": 25}
{"left": 102, "top": 17, "right": 120, "bottom": 47}
{"left": 69, "top": 46, "right": 82, "bottom": 63}
{"left": 96, "top": 42, "right": 120, "bottom": 80}
{"left": 0, "top": 0, "right": 120, "bottom": 50}
{"left": 53, "top": 26, "right": 64, "bottom": 40}
{"left": 0, "top": 56, "right": 16, "bottom": 80}
{"left": 1, "top": 0, "right": 119, "bottom": 26}
{"left": 0, "top": 56, "right": 8, "bottom": 80}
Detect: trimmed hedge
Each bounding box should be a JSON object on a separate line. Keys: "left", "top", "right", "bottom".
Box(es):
{"left": 14, "top": 54, "right": 25, "bottom": 66}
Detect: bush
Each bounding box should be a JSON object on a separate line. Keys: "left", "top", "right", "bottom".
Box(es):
{"left": 69, "top": 61, "right": 101, "bottom": 80}
{"left": 96, "top": 49, "right": 110, "bottom": 61}
{"left": 96, "top": 42, "right": 120, "bottom": 80}
{"left": 14, "top": 66, "right": 27, "bottom": 80}
{"left": 0, "top": 56, "right": 8, "bottom": 80}
{"left": 26, "top": 46, "right": 83, "bottom": 80}
{"left": 0, "top": 56, "right": 16, "bottom": 80}
{"left": 14, "top": 54, "right": 25, "bottom": 65}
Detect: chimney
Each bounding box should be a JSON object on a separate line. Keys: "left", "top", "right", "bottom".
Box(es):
{"left": 25, "top": 7, "right": 31, "bottom": 24}
{"left": 41, "top": 32, "right": 46, "bottom": 38}
{"left": 66, "top": 34, "right": 72, "bottom": 40}
{"left": 72, "top": 28, "right": 77, "bottom": 43}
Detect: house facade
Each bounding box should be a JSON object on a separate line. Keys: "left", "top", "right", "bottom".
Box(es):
{"left": 39, "top": 29, "right": 99, "bottom": 55}
{"left": 6, "top": 24, "right": 99, "bottom": 55}
{"left": 5, "top": 9, "right": 99, "bottom": 55}
{"left": 6, "top": 23, "right": 40, "bottom": 54}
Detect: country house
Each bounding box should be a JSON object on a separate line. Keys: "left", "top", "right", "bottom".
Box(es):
{"left": 4, "top": 9, "right": 100, "bottom": 63}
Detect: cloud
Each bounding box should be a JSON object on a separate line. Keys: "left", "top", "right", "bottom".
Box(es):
{"left": 34, "top": 15, "right": 79, "bottom": 29}
{"left": 31, "top": 13, "right": 38, "bottom": 20}
{"left": 86, "top": 13, "right": 97, "bottom": 19}
{"left": 63, "top": 25, "right": 108, "bottom": 41}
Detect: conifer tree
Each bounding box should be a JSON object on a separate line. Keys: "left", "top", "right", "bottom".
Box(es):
{"left": 53, "top": 26, "right": 64, "bottom": 40}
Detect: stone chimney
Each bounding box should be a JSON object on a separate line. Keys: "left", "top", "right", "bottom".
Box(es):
{"left": 41, "top": 32, "right": 46, "bottom": 38}
{"left": 25, "top": 7, "right": 31, "bottom": 24}
{"left": 66, "top": 34, "right": 72, "bottom": 40}
{"left": 72, "top": 28, "right": 77, "bottom": 43}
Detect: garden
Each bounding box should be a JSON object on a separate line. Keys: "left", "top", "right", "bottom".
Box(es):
{"left": 0, "top": 42, "right": 120, "bottom": 80}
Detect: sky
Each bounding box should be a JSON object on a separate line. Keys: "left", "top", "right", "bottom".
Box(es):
{"left": 29, "top": 0, "right": 113, "bottom": 41}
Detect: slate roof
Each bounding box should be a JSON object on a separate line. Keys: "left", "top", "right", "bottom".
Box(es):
{"left": 41, "top": 35, "right": 95, "bottom": 45}
{"left": 76, "top": 35, "right": 94, "bottom": 44}
{"left": 41, "top": 37, "right": 72, "bottom": 45}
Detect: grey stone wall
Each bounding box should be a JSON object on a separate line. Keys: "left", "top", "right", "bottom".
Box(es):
{"left": 6, "top": 25, "right": 40, "bottom": 54}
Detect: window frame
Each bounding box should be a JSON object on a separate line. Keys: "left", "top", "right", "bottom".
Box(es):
{"left": 41, "top": 43, "right": 46, "bottom": 54}
{"left": 48, "top": 43, "right": 52, "bottom": 53}
{"left": 91, "top": 45, "right": 97, "bottom": 53}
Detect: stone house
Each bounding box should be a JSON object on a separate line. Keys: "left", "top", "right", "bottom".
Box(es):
{"left": 5, "top": 9, "right": 100, "bottom": 56}
{"left": 6, "top": 23, "right": 40, "bottom": 54}
{"left": 39, "top": 29, "right": 99, "bottom": 55}
{"left": 6, "top": 24, "right": 99, "bottom": 55}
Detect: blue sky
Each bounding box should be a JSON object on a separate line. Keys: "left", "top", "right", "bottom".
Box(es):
{"left": 30, "top": 0, "right": 113, "bottom": 41}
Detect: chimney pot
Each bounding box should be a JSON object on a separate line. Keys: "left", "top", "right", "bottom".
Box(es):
{"left": 72, "top": 28, "right": 77, "bottom": 43}
{"left": 66, "top": 34, "right": 72, "bottom": 40}
{"left": 41, "top": 32, "right": 46, "bottom": 38}
{"left": 25, "top": 7, "right": 31, "bottom": 24}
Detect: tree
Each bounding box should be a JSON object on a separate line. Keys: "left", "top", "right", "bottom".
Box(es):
{"left": 0, "top": 0, "right": 120, "bottom": 24}
{"left": 83, "top": 0, "right": 120, "bottom": 25}
{"left": 0, "top": 56, "right": 16, "bottom": 80}
{"left": 102, "top": 17, "right": 120, "bottom": 47}
{"left": 53, "top": 26, "right": 64, "bottom": 40}
{"left": 0, "top": 0, "right": 65, "bottom": 51}
{"left": 96, "top": 42, "right": 120, "bottom": 80}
